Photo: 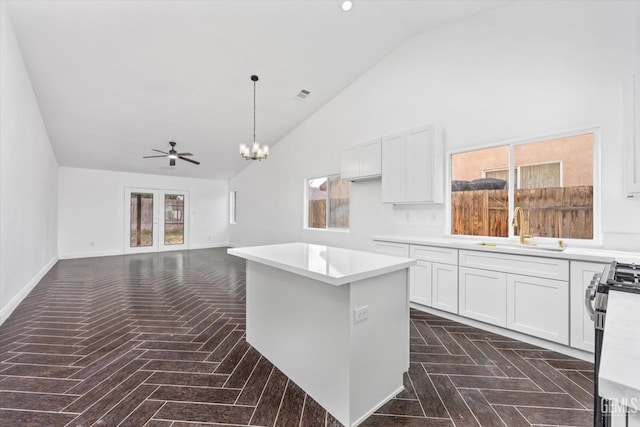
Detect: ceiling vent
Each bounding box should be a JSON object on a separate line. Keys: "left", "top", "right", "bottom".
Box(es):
{"left": 295, "top": 89, "right": 311, "bottom": 100}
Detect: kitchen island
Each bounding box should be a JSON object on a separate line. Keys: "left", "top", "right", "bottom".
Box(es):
{"left": 228, "top": 242, "right": 415, "bottom": 427}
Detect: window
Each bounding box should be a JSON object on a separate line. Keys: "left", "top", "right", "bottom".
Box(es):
{"left": 305, "top": 175, "right": 350, "bottom": 230}
{"left": 229, "top": 190, "right": 237, "bottom": 224}
{"left": 450, "top": 132, "right": 595, "bottom": 240}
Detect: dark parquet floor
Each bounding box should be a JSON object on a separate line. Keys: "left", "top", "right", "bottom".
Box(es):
{"left": 0, "top": 248, "right": 594, "bottom": 426}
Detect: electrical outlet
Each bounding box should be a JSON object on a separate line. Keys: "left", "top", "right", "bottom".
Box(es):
{"left": 354, "top": 305, "right": 369, "bottom": 324}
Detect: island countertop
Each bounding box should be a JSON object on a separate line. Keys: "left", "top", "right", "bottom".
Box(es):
{"left": 228, "top": 242, "right": 416, "bottom": 286}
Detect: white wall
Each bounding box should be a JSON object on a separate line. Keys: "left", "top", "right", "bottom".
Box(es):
{"left": 58, "top": 167, "right": 228, "bottom": 258}
{"left": 229, "top": 1, "right": 640, "bottom": 252}
{"left": 0, "top": 6, "right": 59, "bottom": 322}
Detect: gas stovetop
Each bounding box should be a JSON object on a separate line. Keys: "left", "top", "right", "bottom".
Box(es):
{"left": 604, "top": 261, "right": 640, "bottom": 291}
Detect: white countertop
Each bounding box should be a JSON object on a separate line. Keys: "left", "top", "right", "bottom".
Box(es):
{"left": 599, "top": 289, "right": 640, "bottom": 401}
{"left": 228, "top": 242, "right": 416, "bottom": 286}
{"left": 373, "top": 235, "right": 640, "bottom": 264}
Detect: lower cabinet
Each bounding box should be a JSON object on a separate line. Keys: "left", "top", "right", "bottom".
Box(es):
{"left": 411, "top": 261, "right": 432, "bottom": 306}
{"left": 459, "top": 264, "right": 570, "bottom": 345}
{"left": 570, "top": 261, "right": 608, "bottom": 352}
{"left": 507, "top": 274, "right": 569, "bottom": 345}
{"left": 459, "top": 267, "right": 507, "bottom": 327}
{"left": 409, "top": 245, "right": 459, "bottom": 314}
{"left": 432, "top": 263, "right": 458, "bottom": 314}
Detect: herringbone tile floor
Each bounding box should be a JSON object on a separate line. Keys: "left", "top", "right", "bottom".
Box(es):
{"left": 0, "top": 248, "right": 594, "bottom": 426}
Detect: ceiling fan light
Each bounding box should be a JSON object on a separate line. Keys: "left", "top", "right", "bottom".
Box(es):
{"left": 168, "top": 154, "right": 178, "bottom": 159}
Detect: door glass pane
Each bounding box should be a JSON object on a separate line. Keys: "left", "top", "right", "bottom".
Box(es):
{"left": 307, "top": 177, "right": 327, "bottom": 229}
{"left": 130, "top": 193, "right": 153, "bottom": 247}
{"left": 164, "top": 194, "right": 184, "bottom": 245}
{"left": 328, "top": 176, "right": 350, "bottom": 229}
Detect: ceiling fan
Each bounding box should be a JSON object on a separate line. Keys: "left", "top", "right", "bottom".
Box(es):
{"left": 143, "top": 141, "right": 200, "bottom": 166}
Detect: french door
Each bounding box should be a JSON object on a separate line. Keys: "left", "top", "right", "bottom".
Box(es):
{"left": 124, "top": 188, "right": 189, "bottom": 253}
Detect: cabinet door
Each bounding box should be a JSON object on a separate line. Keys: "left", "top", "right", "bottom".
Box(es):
{"left": 459, "top": 267, "right": 507, "bottom": 327}
{"left": 340, "top": 145, "right": 360, "bottom": 180}
{"left": 359, "top": 139, "right": 382, "bottom": 177}
{"left": 570, "top": 261, "right": 607, "bottom": 352}
{"left": 405, "top": 126, "right": 434, "bottom": 202}
{"left": 381, "top": 132, "right": 405, "bottom": 203}
{"left": 432, "top": 263, "right": 458, "bottom": 314}
{"left": 411, "top": 261, "right": 432, "bottom": 306}
{"left": 506, "top": 274, "right": 569, "bottom": 345}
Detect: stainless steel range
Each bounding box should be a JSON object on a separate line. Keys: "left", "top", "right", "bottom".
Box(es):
{"left": 586, "top": 261, "right": 640, "bottom": 427}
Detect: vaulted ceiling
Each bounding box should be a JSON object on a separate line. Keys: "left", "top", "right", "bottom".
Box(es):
{"left": 6, "top": 0, "right": 506, "bottom": 180}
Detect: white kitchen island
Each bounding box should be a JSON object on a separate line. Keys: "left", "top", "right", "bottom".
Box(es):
{"left": 227, "top": 242, "right": 415, "bottom": 427}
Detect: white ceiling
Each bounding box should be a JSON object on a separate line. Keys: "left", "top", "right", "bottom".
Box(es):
{"left": 6, "top": 0, "right": 507, "bottom": 180}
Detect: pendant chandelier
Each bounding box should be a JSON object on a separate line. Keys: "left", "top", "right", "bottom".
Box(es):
{"left": 239, "top": 75, "right": 269, "bottom": 161}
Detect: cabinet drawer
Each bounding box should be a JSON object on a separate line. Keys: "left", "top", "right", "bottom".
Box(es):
{"left": 374, "top": 241, "right": 409, "bottom": 258}
{"left": 410, "top": 245, "right": 458, "bottom": 265}
{"left": 459, "top": 250, "right": 569, "bottom": 281}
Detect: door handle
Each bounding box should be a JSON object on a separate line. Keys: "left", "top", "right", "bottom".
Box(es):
{"left": 585, "top": 273, "right": 600, "bottom": 321}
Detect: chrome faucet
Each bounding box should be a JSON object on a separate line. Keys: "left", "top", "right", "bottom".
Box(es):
{"left": 512, "top": 206, "right": 534, "bottom": 244}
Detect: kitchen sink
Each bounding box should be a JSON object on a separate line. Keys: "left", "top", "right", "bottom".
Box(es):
{"left": 475, "top": 242, "right": 565, "bottom": 252}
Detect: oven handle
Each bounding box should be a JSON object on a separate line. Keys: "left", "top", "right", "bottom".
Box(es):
{"left": 585, "top": 273, "right": 600, "bottom": 321}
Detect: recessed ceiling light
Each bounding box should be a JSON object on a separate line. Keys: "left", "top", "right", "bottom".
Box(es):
{"left": 341, "top": 1, "right": 353, "bottom": 12}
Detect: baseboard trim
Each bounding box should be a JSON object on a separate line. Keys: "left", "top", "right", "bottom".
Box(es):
{"left": 411, "top": 303, "right": 594, "bottom": 362}
{"left": 59, "top": 244, "right": 230, "bottom": 260}
{"left": 0, "top": 255, "right": 58, "bottom": 325}
{"left": 58, "top": 250, "right": 122, "bottom": 260}
{"left": 189, "top": 242, "right": 229, "bottom": 250}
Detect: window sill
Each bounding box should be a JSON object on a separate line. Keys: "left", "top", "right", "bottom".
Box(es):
{"left": 303, "top": 227, "right": 350, "bottom": 234}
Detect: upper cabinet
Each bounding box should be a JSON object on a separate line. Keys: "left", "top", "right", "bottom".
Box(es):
{"left": 382, "top": 124, "right": 443, "bottom": 204}
{"left": 626, "top": 72, "right": 640, "bottom": 196}
{"left": 340, "top": 138, "right": 382, "bottom": 181}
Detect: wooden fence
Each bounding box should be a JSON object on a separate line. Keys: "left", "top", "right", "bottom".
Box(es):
{"left": 451, "top": 186, "right": 593, "bottom": 239}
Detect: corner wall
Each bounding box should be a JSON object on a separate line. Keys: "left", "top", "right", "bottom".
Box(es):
{"left": 58, "top": 167, "right": 229, "bottom": 259}
{"left": 229, "top": 1, "right": 640, "bottom": 252}
{"left": 0, "top": 6, "right": 59, "bottom": 322}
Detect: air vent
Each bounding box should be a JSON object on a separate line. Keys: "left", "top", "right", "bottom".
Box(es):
{"left": 296, "top": 89, "right": 311, "bottom": 99}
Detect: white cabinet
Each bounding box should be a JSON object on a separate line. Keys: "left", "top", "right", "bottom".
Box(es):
{"left": 411, "top": 261, "right": 432, "bottom": 306}
{"left": 381, "top": 133, "right": 405, "bottom": 202}
{"left": 570, "top": 261, "right": 607, "bottom": 352}
{"left": 374, "top": 241, "right": 409, "bottom": 258}
{"left": 459, "top": 267, "right": 507, "bottom": 327}
{"left": 459, "top": 250, "right": 569, "bottom": 339}
{"left": 409, "top": 245, "right": 458, "bottom": 314}
{"left": 507, "top": 274, "right": 569, "bottom": 345}
{"left": 340, "top": 139, "right": 381, "bottom": 181}
{"left": 432, "top": 263, "right": 458, "bottom": 313}
{"left": 382, "top": 125, "right": 443, "bottom": 204}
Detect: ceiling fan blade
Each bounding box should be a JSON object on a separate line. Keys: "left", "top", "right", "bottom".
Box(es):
{"left": 152, "top": 149, "right": 169, "bottom": 154}
{"left": 143, "top": 155, "right": 167, "bottom": 158}
{"left": 177, "top": 153, "right": 193, "bottom": 156}
{"left": 179, "top": 156, "right": 200, "bottom": 165}
{"left": 170, "top": 158, "right": 176, "bottom": 166}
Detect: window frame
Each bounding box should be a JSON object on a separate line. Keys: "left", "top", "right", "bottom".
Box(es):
{"left": 303, "top": 174, "right": 350, "bottom": 233}
{"left": 446, "top": 127, "right": 601, "bottom": 245}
